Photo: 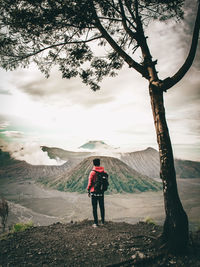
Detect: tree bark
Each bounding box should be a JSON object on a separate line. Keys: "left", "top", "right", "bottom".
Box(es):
{"left": 149, "top": 84, "right": 189, "bottom": 253}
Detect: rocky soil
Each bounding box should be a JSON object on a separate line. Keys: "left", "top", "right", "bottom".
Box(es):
{"left": 0, "top": 220, "right": 200, "bottom": 267}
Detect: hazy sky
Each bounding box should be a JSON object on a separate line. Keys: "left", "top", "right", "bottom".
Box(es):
{"left": 0, "top": 1, "right": 199, "bottom": 162}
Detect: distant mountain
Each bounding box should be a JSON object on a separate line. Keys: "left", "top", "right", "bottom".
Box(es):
{"left": 42, "top": 145, "right": 200, "bottom": 179}
{"left": 174, "top": 159, "right": 200, "bottom": 178}
{"left": 0, "top": 149, "right": 71, "bottom": 181}
{"left": 37, "top": 156, "right": 162, "bottom": 194}
{"left": 120, "top": 147, "right": 160, "bottom": 178}
{"left": 79, "top": 140, "right": 116, "bottom": 151}
{"left": 120, "top": 147, "right": 200, "bottom": 178}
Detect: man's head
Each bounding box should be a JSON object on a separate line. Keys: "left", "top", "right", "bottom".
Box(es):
{"left": 93, "top": 158, "right": 100, "bottom": 166}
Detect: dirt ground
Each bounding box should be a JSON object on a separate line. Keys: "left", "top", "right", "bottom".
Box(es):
{"left": 0, "top": 220, "right": 200, "bottom": 267}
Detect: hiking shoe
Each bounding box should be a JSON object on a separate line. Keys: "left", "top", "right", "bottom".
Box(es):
{"left": 92, "top": 224, "right": 98, "bottom": 228}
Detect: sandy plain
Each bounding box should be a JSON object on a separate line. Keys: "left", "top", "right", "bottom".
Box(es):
{"left": 0, "top": 178, "right": 199, "bottom": 231}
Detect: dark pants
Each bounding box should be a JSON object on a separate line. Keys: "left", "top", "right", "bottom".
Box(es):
{"left": 91, "top": 194, "right": 105, "bottom": 225}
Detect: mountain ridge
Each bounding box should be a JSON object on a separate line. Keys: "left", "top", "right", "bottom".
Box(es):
{"left": 37, "top": 155, "right": 162, "bottom": 194}
{"left": 42, "top": 145, "right": 200, "bottom": 178}
{"left": 120, "top": 147, "right": 160, "bottom": 178}
{"left": 1, "top": 143, "right": 200, "bottom": 182}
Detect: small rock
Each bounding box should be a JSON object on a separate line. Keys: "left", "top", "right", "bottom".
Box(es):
{"left": 137, "top": 252, "right": 145, "bottom": 259}
{"left": 169, "top": 260, "right": 176, "bottom": 264}
{"left": 131, "top": 254, "right": 136, "bottom": 259}
{"left": 131, "top": 251, "right": 145, "bottom": 260}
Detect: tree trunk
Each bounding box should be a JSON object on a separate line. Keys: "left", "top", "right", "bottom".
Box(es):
{"left": 149, "top": 84, "right": 189, "bottom": 253}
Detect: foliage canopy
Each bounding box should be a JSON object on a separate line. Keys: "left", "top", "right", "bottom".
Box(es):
{"left": 0, "top": 0, "right": 186, "bottom": 90}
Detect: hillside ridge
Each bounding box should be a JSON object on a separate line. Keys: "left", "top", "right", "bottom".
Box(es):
{"left": 1, "top": 147, "right": 200, "bottom": 183}
{"left": 37, "top": 155, "right": 162, "bottom": 193}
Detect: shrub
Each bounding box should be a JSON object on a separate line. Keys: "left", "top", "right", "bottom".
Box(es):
{"left": 12, "top": 221, "right": 33, "bottom": 233}
{"left": 143, "top": 216, "right": 156, "bottom": 225}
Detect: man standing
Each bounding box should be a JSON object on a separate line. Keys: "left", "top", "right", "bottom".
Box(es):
{"left": 87, "top": 158, "right": 108, "bottom": 227}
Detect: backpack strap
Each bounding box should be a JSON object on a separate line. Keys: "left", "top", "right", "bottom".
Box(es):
{"left": 93, "top": 170, "right": 108, "bottom": 177}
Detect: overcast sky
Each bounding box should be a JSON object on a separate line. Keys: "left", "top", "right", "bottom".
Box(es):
{"left": 0, "top": 1, "right": 199, "bottom": 163}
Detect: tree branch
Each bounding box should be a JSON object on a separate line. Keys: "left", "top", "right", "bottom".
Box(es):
{"left": 102, "top": 0, "right": 137, "bottom": 31}
{"left": 124, "top": 0, "right": 137, "bottom": 23}
{"left": 97, "top": 20, "right": 147, "bottom": 77}
{"left": 134, "top": 0, "right": 140, "bottom": 23}
{"left": 46, "top": 43, "right": 66, "bottom": 74}
{"left": 132, "top": 0, "right": 158, "bottom": 82}
{"left": 3, "top": 35, "right": 103, "bottom": 61}
{"left": 91, "top": 1, "right": 148, "bottom": 78}
{"left": 118, "top": 0, "right": 138, "bottom": 40}
{"left": 162, "top": 0, "right": 200, "bottom": 91}
{"left": 98, "top": 16, "right": 122, "bottom": 22}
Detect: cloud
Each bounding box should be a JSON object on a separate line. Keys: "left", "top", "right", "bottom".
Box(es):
{"left": 13, "top": 67, "right": 116, "bottom": 108}
{"left": 164, "top": 71, "right": 200, "bottom": 145}
{"left": 179, "top": 0, "right": 200, "bottom": 69}
{"left": 2, "top": 131, "right": 25, "bottom": 139}
{"left": 0, "top": 141, "right": 66, "bottom": 166}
